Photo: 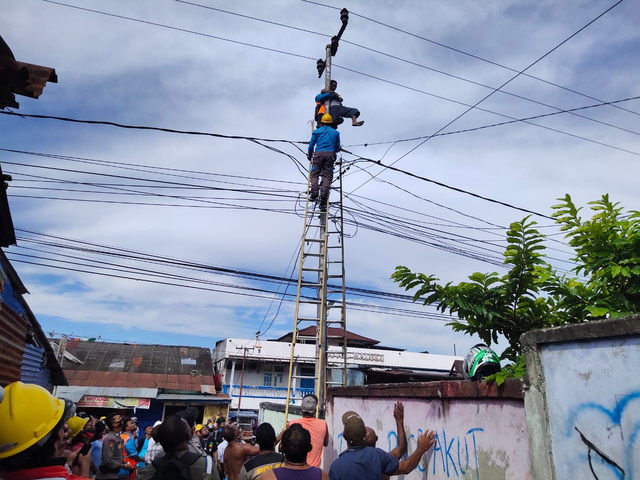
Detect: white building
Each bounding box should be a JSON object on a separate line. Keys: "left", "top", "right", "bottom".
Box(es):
{"left": 212, "top": 327, "right": 461, "bottom": 412}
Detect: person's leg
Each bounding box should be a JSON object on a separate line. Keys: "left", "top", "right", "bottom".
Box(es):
{"left": 319, "top": 154, "right": 336, "bottom": 201}
{"left": 309, "top": 154, "right": 322, "bottom": 200}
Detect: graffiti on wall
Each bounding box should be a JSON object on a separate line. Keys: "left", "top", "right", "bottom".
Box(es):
{"left": 565, "top": 390, "right": 640, "bottom": 479}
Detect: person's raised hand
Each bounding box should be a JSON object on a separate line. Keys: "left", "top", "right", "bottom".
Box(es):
{"left": 417, "top": 430, "right": 436, "bottom": 453}
{"left": 393, "top": 401, "right": 404, "bottom": 423}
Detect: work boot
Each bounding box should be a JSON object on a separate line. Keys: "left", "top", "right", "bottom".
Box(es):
{"left": 309, "top": 192, "right": 318, "bottom": 201}
{"left": 351, "top": 116, "right": 364, "bottom": 127}
{"left": 319, "top": 196, "right": 328, "bottom": 212}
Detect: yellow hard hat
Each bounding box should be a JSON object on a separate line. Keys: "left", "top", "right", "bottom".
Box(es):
{"left": 196, "top": 424, "right": 203, "bottom": 432}
{"left": 0, "top": 382, "right": 66, "bottom": 459}
{"left": 67, "top": 416, "right": 90, "bottom": 438}
{"left": 321, "top": 113, "right": 333, "bottom": 124}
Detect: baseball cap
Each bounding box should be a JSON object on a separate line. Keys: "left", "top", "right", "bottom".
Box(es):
{"left": 300, "top": 394, "right": 318, "bottom": 414}
{"left": 342, "top": 411, "right": 366, "bottom": 443}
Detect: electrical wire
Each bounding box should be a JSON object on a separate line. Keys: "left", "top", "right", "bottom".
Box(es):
{"left": 349, "top": 0, "right": 626, "bottom": 193}
{"left": 177, "top": 0, "right": 639, "bottom": 138}
{"left": 301, "top": 0, "right": 640, "bottom": 118}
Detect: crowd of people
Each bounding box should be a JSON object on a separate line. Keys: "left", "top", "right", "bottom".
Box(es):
{"left": 0, "top": 383, "right": 436, "bottom": 480}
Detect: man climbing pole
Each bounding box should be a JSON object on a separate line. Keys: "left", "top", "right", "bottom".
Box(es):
{"left": 315, "top": 79, "right": 364, "bottom": 128}
{"left": 308, "top": 113, "right": 341, "bottom": 211}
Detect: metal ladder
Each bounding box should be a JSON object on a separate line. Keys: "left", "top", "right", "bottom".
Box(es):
{"left": 284, "top": 157, "right": 348, "bottom": 423}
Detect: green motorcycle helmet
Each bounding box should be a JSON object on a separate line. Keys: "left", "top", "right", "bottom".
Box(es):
{"left": 463, "top": 344, "right": 501, "bottom": 380}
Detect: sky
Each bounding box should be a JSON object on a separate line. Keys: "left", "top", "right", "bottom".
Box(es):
{"left": 1, "top": 0, "right": 639, "bottom": 358}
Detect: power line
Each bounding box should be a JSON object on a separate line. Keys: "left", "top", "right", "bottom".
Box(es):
{"left": 301, "top": 0, "right": 640, "bottom": 118}
{"left": 343, "top": 95, "right": 640, "bottom": 148}
{"left": 350, "top": 0, "right": 626, "bottom": 192}
{"left": 177, "top": 0, "right": 639, "bottom": 138}
{"left": 21, "top": 3, "right": 638, "bottom": 158}
{"left": 41, "top": 0, "right": 316, "bottom": 62}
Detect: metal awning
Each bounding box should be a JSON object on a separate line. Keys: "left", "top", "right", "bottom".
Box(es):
{"left": 156, "top": 393, "right": 230, "bottom": 403}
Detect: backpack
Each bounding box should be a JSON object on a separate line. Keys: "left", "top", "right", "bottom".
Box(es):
{"left": 152, "top": 451, "right": 201, "bottom": 480}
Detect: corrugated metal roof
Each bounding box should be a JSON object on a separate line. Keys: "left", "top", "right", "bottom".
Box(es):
{"left": 12, "top": 61, "right": 57, "bottom": 99}
{"left": 20, "top": 343, "right": 51, "bottom": 391}
{"left": 56, "top": 385, "right": 158, "bottom": 399}
{"left": 64, "top": 369, "right": 214, "bottom": 392}
{"left": 63, "top": 341, "right": 214, "bottom": 376}
{"left": 0, "top": 302, "right": 27, "bottom": 387}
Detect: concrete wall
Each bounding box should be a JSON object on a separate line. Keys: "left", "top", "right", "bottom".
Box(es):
{"left": 326, "top": 381, "right": 532, "bottom": 479}
{"left": 522, "top": 315, "right": 640, "bottom": 480}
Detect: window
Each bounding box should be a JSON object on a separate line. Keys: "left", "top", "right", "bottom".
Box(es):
{"left": 274, "top": 365, "right": 285, "bottom": 373}
{"left": 264, "top": 372, "right": 273, "bottom": 386}
{"left": 300, "top": 366, "right": 315, "bottom": 389}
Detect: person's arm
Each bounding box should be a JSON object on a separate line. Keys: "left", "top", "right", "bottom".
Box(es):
{"left": 316, "top": 92, "right": 333, "bottom": 102}
{"left": 240, "top": 443, "right": 260, "bottom": 457}
{"left": 334, "top": 131, "right": 341, "bottom": 153}
{"left": 393, "top": 430, "right": 435, "bottom": 475}
{"left": 308, "top": 131, "right": 318, "bottom": 159}
{"left": 388, "top": 402, "right": 406, "bottom": 459}
{"left": 321, "top": 470, "right": 331, "bottom": 480}
{"left": 323, "top": 422, "right": 329, "bottom": 447}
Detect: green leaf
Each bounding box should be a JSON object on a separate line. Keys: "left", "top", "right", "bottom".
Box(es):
{"left": 611, "top": 265, "right": 622, "bottom": 277}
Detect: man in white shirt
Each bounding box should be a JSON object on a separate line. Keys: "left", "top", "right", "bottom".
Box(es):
{"left": 217, "top": 437, "right": 228, "bottom": 479}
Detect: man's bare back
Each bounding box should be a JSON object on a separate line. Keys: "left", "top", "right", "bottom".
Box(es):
{"left": 223, "top": 440, "right": 260, "bottom": 480}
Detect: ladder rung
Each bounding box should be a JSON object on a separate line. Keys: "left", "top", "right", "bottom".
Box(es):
{"left": 290, "top": 375, "right": 317, "bottom": 380}
{"left": 304, "top": 253, "right": 323, "bottom": 257}
{"left": 305, "top": 239, "right": 325, "bottom": 243}
{"left": 328, "top": 260, "right": 343, "bottom": 264}
{"left": 296, "top": 317, "right": 320, "bottom": 322}
{"left": 300, "top": 300, "right": 321, "bottom": 304}
{"left": 327, "top": 246, "right": 342, "bottom": 249}
{"left": 327, "top": 275, "right": 343, "bottom": 278}
{"left": 302, "top": 267, "right": 322, "bottom": 272}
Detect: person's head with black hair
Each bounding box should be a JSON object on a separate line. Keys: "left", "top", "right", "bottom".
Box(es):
{"left": 222, "top": 425, "right": 237, "bottom": 443}
{"left": 175, "top": 410, "right": 195, "bottom": 428}
{"left": 105, "top": 413, "right": 124, "bottom": 433}
{"left": 157, "top": 416, "right": 190, "bottom": 452}
{"left": 151, "top": 424, "right": 161, "bottom": 443}
{"left": 281, "top": 424, "right": 312, "bottom": 465}
{"left": 88, "top": 421, "right": 106, "bottom": 444}
{"left": 255, "top": 423, "right": 277, "bottom": 451}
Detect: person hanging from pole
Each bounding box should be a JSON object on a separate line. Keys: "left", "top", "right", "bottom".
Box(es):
{"left": 315, "top": 79, "right": 363, "bottom": 128}
{"left": 307, "top": 113, "right": 340, "bottom": 212}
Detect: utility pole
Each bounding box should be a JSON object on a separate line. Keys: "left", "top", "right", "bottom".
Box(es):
{"left": 236, "top": 347, "right": 248, "bottom": 419}
{"left": 314, "top": 7, "right": 349, "bottom": 413}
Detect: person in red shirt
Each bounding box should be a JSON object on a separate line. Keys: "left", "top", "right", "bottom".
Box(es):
{"left": 0, "top": 381, "right": 92, "bottom": 480}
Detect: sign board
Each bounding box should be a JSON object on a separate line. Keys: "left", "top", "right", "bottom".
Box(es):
{"left": 76, "top": 395, "right": 151, "bottom": 409}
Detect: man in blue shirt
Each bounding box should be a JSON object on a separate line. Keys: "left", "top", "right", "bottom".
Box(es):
{"left": 328, "top": 410, "right": 436, "bottom": 480}
{"left": 315, "top": 79, "right": 363, "bottom": 128}
{"left": 307, "top": 114, "right": 341, "bottom": 210}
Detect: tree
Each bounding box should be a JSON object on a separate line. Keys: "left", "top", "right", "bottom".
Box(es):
{"left": 392, "top": 195, "right": 640, "bottom": 362}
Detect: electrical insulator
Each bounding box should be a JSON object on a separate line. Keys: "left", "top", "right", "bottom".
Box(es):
{"left": 340, "top": 8, "right": 349, "bottom": 25}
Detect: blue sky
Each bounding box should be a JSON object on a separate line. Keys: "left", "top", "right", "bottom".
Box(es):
{"left": 2, "top": 0, "right": 639, "bottom": 357}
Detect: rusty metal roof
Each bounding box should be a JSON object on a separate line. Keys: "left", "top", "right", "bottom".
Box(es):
{"left": 0, "top": 35, "right": 57, "bottom": 109}
{"left": 64, "top": 369, "right": 213, "bottom": 392}
{"left": 62, "top": 341, "right": 216, "bottom": 392}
